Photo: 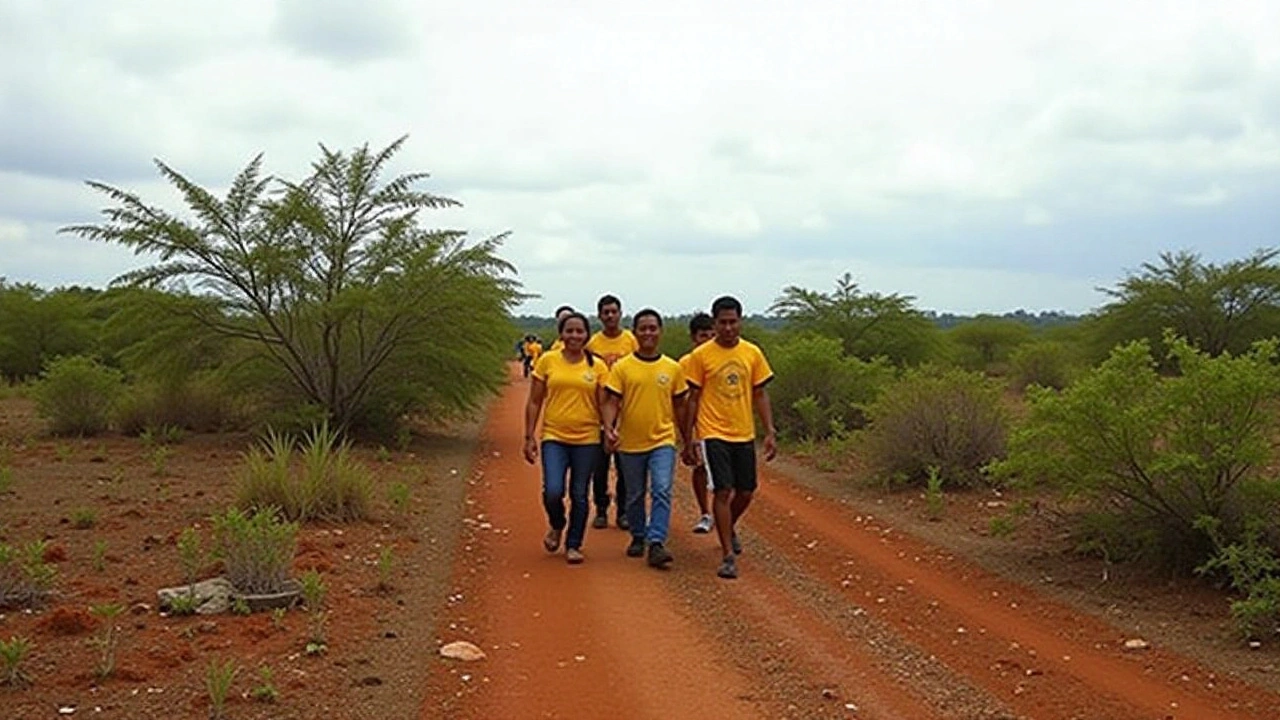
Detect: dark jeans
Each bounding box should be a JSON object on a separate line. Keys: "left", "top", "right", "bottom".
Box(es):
{"left": 619, "top": 446, "right": 677, "bottom": 543}
{"left": 591, "top": 447, "right": 625, "bottom": 516}
{"left": 541, "top": 440, "right": 598, "bottom": 549}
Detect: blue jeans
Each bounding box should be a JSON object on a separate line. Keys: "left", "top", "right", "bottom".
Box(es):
{"left": 541, "top": 440, "right": 598, "bottom": 550}
{"left": 619, "top": 445, "right": 677, "bottom": 544}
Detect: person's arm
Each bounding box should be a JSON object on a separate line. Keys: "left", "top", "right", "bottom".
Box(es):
{"left": 674, "top": 391, "right": 690, "bottom": 449}
{"left": 681, "top": 386, "right": 701, "bottom": 467}
{"left": 601, "top": 391, "right": 621, "bottom": 452}
{"left": 524, "top": 377, "right": 547, "bottom": 464}
{"left": 752, "top": 384, "right": 777, "bottom": 462}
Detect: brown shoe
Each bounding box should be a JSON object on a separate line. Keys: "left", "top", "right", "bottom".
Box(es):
{"left": 565, "top": 548, "right": 585, "bottom": 564}
{"left": 543, "top": 527, "right": 563, "bottom": 553}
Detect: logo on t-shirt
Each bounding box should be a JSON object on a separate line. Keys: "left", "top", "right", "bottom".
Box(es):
{"left": 656, "top": 372, "right": 671, "bottom": 386}
{"left": 715, "top": 360, "right": 749, "bottom": 399}
{"left": 583, "top": 371, "right": 596, "bottom": 383}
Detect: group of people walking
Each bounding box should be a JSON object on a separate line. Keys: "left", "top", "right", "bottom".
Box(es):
{"left": 522, "top": 294, "right": 777, "bottom": 579}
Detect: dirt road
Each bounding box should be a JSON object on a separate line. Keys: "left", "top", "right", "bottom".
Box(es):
{"left": 423, "top": 372, "right": 1280, "bottom": 719}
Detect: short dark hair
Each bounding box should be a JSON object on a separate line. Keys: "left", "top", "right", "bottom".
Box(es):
{"left": 632, "top": 308, "right": 662, "bottom": 329}
{"left": 688, "top": 312, "right": 713, "bottom": 335}
{"left": 597, "top": 294, "right": 622, "bottom": 313}
{"left": 711, "top": 296, "right": 743, "bottom": 318}
{"left": 554, "top": 304, "right": 574, "bottom": 317}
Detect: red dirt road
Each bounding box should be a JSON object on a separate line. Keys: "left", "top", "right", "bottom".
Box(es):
{"left": 423, "top": 371, "right": 1280, "bottom": 719}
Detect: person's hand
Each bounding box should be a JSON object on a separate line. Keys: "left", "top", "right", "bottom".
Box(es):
{"left": 523, "top": 437, "right": 538, "bottom": 465}
{"left": 762, "top": 431, "right": 777, "bottom": 462}
{"left": 681, "top": 442, "right": 700, "bottom": 468}
{"left": 604, "top": 427, "right": 620, "bottom": 453}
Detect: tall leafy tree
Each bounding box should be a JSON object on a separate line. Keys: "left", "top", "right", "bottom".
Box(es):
{"left": 62, "top": 137, "right": 525, "bottom": 434}
{"left": 769, "top": 272, "right": 937, "bottom": 365}
{"left": 1090, "top": 249, "right": 1280, "bottom": 361}
{"left": 0, "top": 281, "right": 98, "bottom": 382}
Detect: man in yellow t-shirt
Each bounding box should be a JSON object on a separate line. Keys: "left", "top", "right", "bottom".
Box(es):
{"left": 678, "top": 312, "right": 717, "bottom": 534}
{"left": 681, "top": 295, "right": 776, "bottom": 580}
{"left": 548, "top": 305, "right": 574, "bottom": 352}
{"left": 522, "top": 336, "right": 543, "bottom": 378}
{"left": 601, "top": 309, "right": 689, "bottom": 568}
{"left": 585, "top": 294, "right": 640, "bottom": 530}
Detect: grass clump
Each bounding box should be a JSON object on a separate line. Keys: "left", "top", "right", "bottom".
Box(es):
{"left": 236, "top": 423, "right": 371, "bottom": 522}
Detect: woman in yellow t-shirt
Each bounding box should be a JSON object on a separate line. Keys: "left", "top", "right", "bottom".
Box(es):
{"left": 524, "top": 311, "right": 608, "bottom": 564}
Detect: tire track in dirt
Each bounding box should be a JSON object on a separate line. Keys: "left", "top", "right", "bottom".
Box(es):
{"left": 744, "top": 469, "right": 1280, "bottom": 720}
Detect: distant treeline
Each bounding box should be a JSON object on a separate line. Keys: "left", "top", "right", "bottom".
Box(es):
{"left": 512, "top": 309, "right": 1082, "bottom": 335}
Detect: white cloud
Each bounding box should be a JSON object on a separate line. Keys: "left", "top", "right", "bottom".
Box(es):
{"left": 1, "top": 0, "right": 1279, "bottom": 316}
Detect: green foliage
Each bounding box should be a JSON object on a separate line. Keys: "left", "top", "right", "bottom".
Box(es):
{"left": 0, "top": 636, "right": 34, "bottom": 688}
{"left": 89, "top": 603, "right": 124, "bottom": 680}
{"left": 205, "top": 658, "right": 239, "bottom": 719}
{"left": 0, "top": 465, "right": 12, "bottom": 495}
{"left": 177, "top": 527, "right": 203, "bottom": 587}
{"left": 995, "top": 335, "right": 1280, "bottom": 570}
{"left": 167, "top": 593, "right": 199, "bottom": 616}
{"left": 770, "top": 273, "right": 938, "bottom": 366}
{"left": 91, "top": 541, "right": 108, "bottom": 572}
{"left": 70, "top": 507, "right": 97, "bottom": 530}
{"left": 1091, "top": 249, "right": 1280, "bottom": 362}
{"left": 210, "top": 507, "right": 298, "bottom": 595}
{"left": 0, "top": 282, "right": 98, "bottom": 383}
{"left": 63, "top": 137, "right": 526, "bottom": 436}
{"left": 945, "top": 316, "right": 1033, "bottom": 374}
{"left": 863, "top": 366, "right": 1008, "bottom": 488}
{"left": 376, "top": 547, "right": 394, "bottom": 592}
{"left": 251, "top": 664, "right": 279, "bottom": 703}
{"left": 236, "top": 424, "right": 372, "bottom": 522}
{"left": 0, "top": 541, "right": 56, "bottom": 609}
{"left": 33, "top": 355, "right": 124, "bottom": 436}
{"left": 299, "top": 569, "right": 328, "bottom": 652}
{"left": 767, "top": 334, "right": 893, "bottom": 440}
{"left": 1196, "top": 517, "right": 1280, "bottom": 642}
{"left": 1009, "top": 340, "right": 1079, "bottom": 391}
{"left": 924, "top": 466, "right": 946, "bottom": 520}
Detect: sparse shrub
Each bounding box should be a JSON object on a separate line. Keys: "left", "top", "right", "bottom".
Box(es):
{"left": 176, "top": 527, "right": 203, "bottom": 588}
{"left": 32, "top": 355, "right": 123, "bottom": 436}
{"left": 1196, "top": 516, "right": 1280, "bottom": 642}
{"left": 70, "top": 508, "right": 97, "bottom": 530}
{"left": 149, "top": 445, "right": 172, "bottom": 477}
{"left": 236, "top": 423, "right": 372, "bottom": 522}
{"left": 299, "top": 569, "right": 328, "bottom": 654}
{"left": 994, "top": 335, "right": 1280, "bottom": 571}
{"left": 1010, "top": 340, "right": 1078, "bottom": 391}
{"left": 387, "top": 482, "right": 410, "bottom": 515}
{"left": 210, "top": 507, "right": 297, "bottom": 595}
{"left": 863, "top": 365, "right": 1008, "bottom": 488}
{"left": 768, "top": 334, "right": 892, "bottom": 440}
{"left": 0, "top": 636, "right": 33, "bottom": 688}
{"left": 113, "top": 377, "right": 243, "bottom": 436}
{"left": 140, "top": 423, "right": 185, "bottom": 447}
{"left": 0, "top": 541, "right": 57, "bottom": 609}
{"left": 924, "top": 467, "right": 945, "bottom": 521}
{"left": 205, "top": 658, "right": 238, "bottom": 719}
{"left": 167, "top": 593, "right": 199, "bottom": 616}
{"left": 90, "top": 603, "right": 124, "bottom": 679}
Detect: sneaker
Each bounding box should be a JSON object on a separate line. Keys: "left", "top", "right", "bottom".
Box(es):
{"left": 565, "top": 548, "right": 585, "bottom": 564}
{"left": 616, "top": 514, "right": 631, "bottom": 531}
{"left": 731, "top": 533, "right": 743, "bottom": 555}
{"left": 716, "top": 555, "right": 738, "bottom": 579}
{"left": 647, "top": 542, "right": 673, "bottom": 568}
{"left": 692, "top": 515, "right": 713, "bottom": 534}
{"left": 543, "top": 527, "right": 563, "bottom": 553}
{"left": 626, "top": 537, "right": 646, "bottom": 558}
{"left": 592, "top": 513, "right": 608, "bottom": 529}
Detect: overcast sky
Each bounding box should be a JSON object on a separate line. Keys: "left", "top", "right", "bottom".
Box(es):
{"left": 2, "top": 0, "right": 1278, "bottom": 317}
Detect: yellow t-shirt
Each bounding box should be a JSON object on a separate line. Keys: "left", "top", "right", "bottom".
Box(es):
{"left": 586, "top": 330, "right": 639, "bottom": 367}
{"left": 526, "top": 341, "right": 543, "bottom": 362}
{"left": 533, "top": 351, "right": 608, "bottom": 445}
{"left": 684, "top": 339, "right": 774, "bottom": 442}
{"left": 605, "top": 354, "right": 688, "bottom": 453}
{"left": 550, "top": 339, "right": 564, "bottom": 352}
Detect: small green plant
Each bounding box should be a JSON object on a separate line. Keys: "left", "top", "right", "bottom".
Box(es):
{"left": 988, "top": 515, "right": 1016, "bottom": 537}
{"left": 54, "top": 444, "right": 72, "bottom": 463}
{"left": 33, "top": 356, "right": 124, "bottom": 437}
{"left": 0, "top": 636, "right": 34, "bottom": 688}
{"left": 376, "top": 547, "right": 394, "bottom": 592}
{"left": 250, "top": 664, "right": 278, "bottom": 703}
{"left": 168, "top": 593, "right": 199, "bottom": 616}
{"left": 91, "top": 541, "right": 108, "bottom": 572}
{"left": 375, "top": 445, "right": 392, "bottom": 463}
{"left": 90, "top": 603, "right": 125, "bottom": 679}
{"left": 0, "top": 541, "right": 57, "bottom": 609}
{"left": 140, "top": 424, "right": 185, "bottom": 447}
{"left": 270, "top": 607, "right": 287, "bottom": 631}
{"left": 149, "top": 445, "right": 172, "bottom": 477}
{"left": 205, "top": 658, "right": 238, "bottom": 719}
{"left": 231, "top": 597, "right": 251, "bottom": 616}
{"left": 70, "top": 507, "right": 97, "bottom": 530}
{"left": 386, "top": 482, "right": 410, "bottom": 514}
{"left": 394, "top": 425, "right": 412, "bottom": 453}
{"left": 211, "top": 507, "right": 298, "bottom": 596}
{"left": 924, "top": 466, "right": 946, "bottom": 521}
{"left": 176, "top": 527, "right": 203, "bottom": 588}
{"left": 0, "top": 466, "right": 12, "bottom": 495}
{"left": 300, "top": 569, "right": 328, "bottom": 654}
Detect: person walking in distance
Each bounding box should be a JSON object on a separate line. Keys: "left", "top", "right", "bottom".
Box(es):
{"left": 601, "top": 309, "right": 689, "bottom": 569}
{"left": 679, "top": 312, "right": 717, "bottom": 534}
{"left": 681, "top": 296, "right": 777, "bottom": 579}
{"left": 586, "top": 294, "right": 639, "bottom": 530}
{"left": 524, "top": 312, "right": 609, "bottom": 565}
{"left": 549, "top": 305, "right": 574, "bottom": 352}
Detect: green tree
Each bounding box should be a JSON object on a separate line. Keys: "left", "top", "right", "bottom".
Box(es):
{"left": 769, "top": 272, "right": 937, "bottom": 365}
{"left": 0, "top": 282, "right": 98, "bottom": 382}
{"left": 1090, "top": 249, "right": 1280, "bottom": 362}
{"left": 945, "top": 316, "right": 1033, "bottom": 373}
{"left": 62, "top": 137, "right": 525, "bottom": 435}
